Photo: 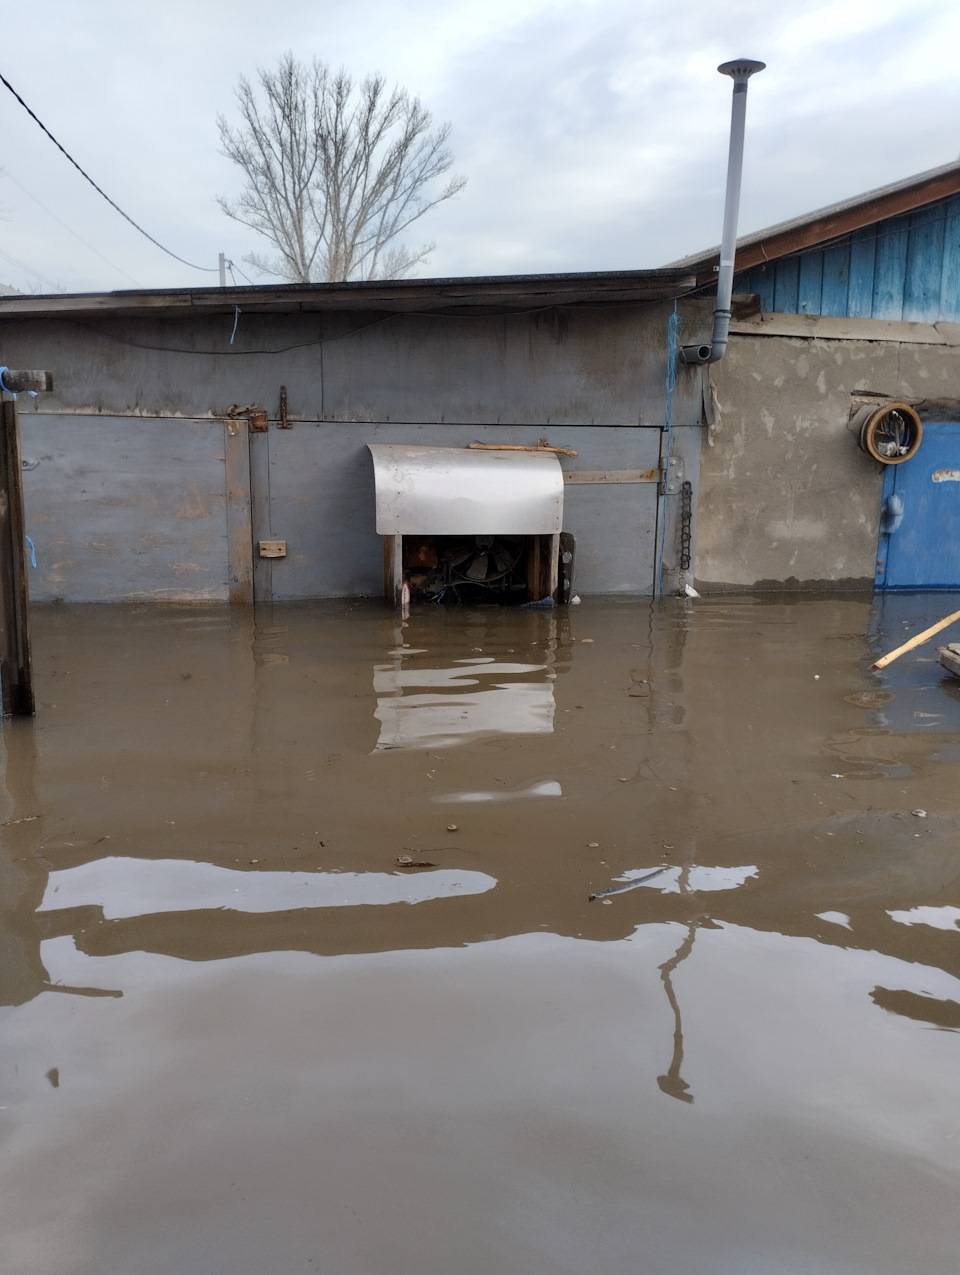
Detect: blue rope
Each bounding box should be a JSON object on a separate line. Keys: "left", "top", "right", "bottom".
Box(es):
{"left": 0, "top": 367, "right": 38, "bottom": 401}
{"left": 656, "top": 303, "right": 680, "bottom": 597}
{"left": 25, "top": 535, "right": 36, "bottom": 568}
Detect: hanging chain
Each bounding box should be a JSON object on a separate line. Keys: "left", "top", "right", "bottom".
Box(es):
{"left": 679, "top": 480, "right": 693, "bottom": 572}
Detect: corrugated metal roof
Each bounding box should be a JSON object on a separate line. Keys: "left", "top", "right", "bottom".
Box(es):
{"left": 669, "top": 159, "right": 960, "bottom": 283}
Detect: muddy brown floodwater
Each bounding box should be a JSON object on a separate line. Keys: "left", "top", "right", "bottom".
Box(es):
{"left": 2, "top": 594, "right": 960, "bottom": 1273}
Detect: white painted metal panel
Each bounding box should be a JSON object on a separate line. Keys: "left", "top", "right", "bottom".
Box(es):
{"left": 367, "top": 444, "right": 563, "bottom": 535}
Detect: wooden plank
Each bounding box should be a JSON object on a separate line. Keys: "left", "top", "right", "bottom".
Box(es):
{"left": 797, "top": 252, "right": 824, "bottom": 314}
{"left": 0, "top": 400, "right": 34, "bottom": 715}
{"left": 747, "top": 265, "right": 775, "bottom": 312}
{"left": 223, "top": 420, "right": 253, "bottom": 606}
{"left": 563, "top": 469, "right": 659, "bottom": 484}
{"left": 872, "top": 607, "right": 960, "bottom": 669}
{"left": 847, "top": 226, "right": 877, "bottom": 317}
{"left": 248, "top": 431, "right": 273, "bottom": 604}
{"left": 689, "top": 169, "right": 960, "bottom": 281}
{"left": 773, "top": 257, "right": 800, "bottom": 313}
{"left": 383, "top": 534, "right": 402, "bottom": 607}
{"left": 0, "top": 371, "right": 53, "bottom": 394}
{"left": 819, "top": 244, "right": 850, "bottom": 316}
{"left": 938, "top": 195, "right": 960, "bottom": 323}
{"left": 467, "top": 442, "right": 577, "bottom": 456}
{"left": 526, "top": 534, "right": 542, "bottom": 601}
{"left": 872, "top": 213, "right": 910, "bottom": 319}
{"left": 729, "top": 312, "right": 948, "bottom": 343}
{"left": 903, "top": 204, "right": 946, "bottom": 322}
{"left": 546, "top": 532, "right": 560, "bottom": 601}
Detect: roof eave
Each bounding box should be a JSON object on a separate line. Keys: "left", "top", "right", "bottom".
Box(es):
{"left": 0, "top": 269, "right": 697, "bottom": 320}
{"left": 670, "top": 159, "right": 960, "bottom": 287}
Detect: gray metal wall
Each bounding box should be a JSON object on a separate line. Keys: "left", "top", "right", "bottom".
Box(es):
{"left": 0, "top": 302, "right": 708, "bottom": 601}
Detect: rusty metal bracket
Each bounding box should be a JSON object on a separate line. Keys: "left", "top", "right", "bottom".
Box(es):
{"left": 278, "top": 385, "right": 292, "bottom": 428}
{"left": 248, "top": 410, "right": 269, "bottom": 434}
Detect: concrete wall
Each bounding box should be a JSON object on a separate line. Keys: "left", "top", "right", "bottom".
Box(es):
{"left": 0, "top": 300, "right": 708, "bottom": 601}
{"left": 695, "top": 315, "right": 960, "bottom": 590}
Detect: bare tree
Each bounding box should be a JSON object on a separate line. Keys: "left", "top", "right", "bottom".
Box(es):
{"left": 217, "top": 55, "right": 466, "bottom": 283}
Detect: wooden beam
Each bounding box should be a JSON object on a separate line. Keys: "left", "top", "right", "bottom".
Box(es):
{"left": 0, "top": 370, "right": 53, "bottom": 394}
{"left": 223, "top": 420, "right": 253, "bottom": 606}
{"left": 872, "top": 608, "right": 960, "bottom": 670}
{"left": 383, "top": 535, "right": 403, "bottom": 607}
{"left": 692, "top": 169, "right": 960, "bottom": 285}
{"left": 0, "top": 400, "right": 34, "bottom": 715}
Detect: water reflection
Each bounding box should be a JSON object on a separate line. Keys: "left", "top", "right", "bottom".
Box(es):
{"left": 40, "top": 857, "right": 497, "bottom": 917}
{"left": 374, "top": 655, "right": 556, "bottom": 750}
{"left": 613, "top": 863, "right": 758, "bottom": 894}
{"left": 433, "top": 780, "right": 562, "bottom": 803}
{"left": 657, "top": 922, "right": 698, "bottom": 1104}
{"left": 3, "top": 597, "right": 960, "bottom": 1270}
{"left": 887, "top": 905, "right": 960, "bottom": 931}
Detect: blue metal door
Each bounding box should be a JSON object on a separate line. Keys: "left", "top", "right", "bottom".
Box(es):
{"left": 875, "top": 422, "right": 960, "bottom": 589}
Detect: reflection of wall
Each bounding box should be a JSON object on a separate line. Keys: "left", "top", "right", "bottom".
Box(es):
{"left": 8, "top": 598, "right": 959, "bottom": 1008}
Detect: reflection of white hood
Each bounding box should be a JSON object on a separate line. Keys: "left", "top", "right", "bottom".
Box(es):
{"left": 374, "top": 656, "right": 555, "bottom": 751}
{"left": 40, "top": 858, "right": 497, "bottom": 919}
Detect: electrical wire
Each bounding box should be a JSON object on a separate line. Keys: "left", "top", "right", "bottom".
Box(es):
{"left": 69, "top": 298, "right": 586, "bottom": 357}
{"left": 226, "top": 259, "right": 255, "bottom": 286}
{"left": 0, "top": 69, "right": 217, "bottom": 273}
{"left": 72, "top": 312, "right": 401, "bottom": 356}
{"left": 0, "top": 245, "right": 62, "bottom": 293}
{"left": 2, "top": 170, "right": 143, "bottom": 287}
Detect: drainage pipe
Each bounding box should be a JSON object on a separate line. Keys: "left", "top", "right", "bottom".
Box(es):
{"left": 680, "top": 58, "right": 765, "bottom": 366}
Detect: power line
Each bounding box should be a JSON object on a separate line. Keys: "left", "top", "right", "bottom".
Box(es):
{"left": 0, "top": 244, "right": 63, "bottom": 293}
{"left": 226, "top": 259, "right": 255, "bottom": 286}
{"left": 0, "top": 69, "right": 218, "bottom": 273}
{"left": 2, "top": 170, "right": 143, "bottom": 287}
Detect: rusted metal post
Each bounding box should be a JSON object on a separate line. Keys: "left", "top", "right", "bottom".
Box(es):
{"left": 0, "top": 396, "right": 35, "bottom": 714}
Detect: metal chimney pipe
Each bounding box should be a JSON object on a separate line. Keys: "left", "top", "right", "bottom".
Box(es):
{"left": 680, "top": 58, "right": 765, "bottom": 366}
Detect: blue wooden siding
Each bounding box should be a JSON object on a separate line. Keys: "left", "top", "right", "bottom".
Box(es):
{"left": 736, "top": 195, "right": 960, "bottom": 321}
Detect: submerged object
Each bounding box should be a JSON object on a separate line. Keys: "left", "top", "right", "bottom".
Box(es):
{"left": 938, "top": 643, "right": 960, "bottom": 679}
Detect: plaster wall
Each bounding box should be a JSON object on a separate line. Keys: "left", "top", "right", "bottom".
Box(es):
{"left": 696, "top": 330, "right": 960, "bottom": 590}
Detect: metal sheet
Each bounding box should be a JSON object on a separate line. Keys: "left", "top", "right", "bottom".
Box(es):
{"left": 22, "top": 415, "right": 228, "bottom": 603}
{"left": 875, "top": 421, "right": 960, "bottom": 589}
{"left": 263, "top": 425, "right": 661, "bottom": 599}
{"left": 367, "top": 444, "right": 563, "bottom": 535}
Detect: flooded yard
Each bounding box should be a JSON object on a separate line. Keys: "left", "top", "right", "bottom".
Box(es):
{"left": 2, "top": 593, "right": 960, "bottom": 1273}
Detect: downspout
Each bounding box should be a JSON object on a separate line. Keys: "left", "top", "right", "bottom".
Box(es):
{"left": 680, "top": 58, "right": 765, "bottom": 366}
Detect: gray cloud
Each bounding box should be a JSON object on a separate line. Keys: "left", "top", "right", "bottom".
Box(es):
{"left": 0, "top": 0, "right": 957, "bottom": 291}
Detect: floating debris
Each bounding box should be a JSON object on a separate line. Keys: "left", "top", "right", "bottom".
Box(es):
{"left": 589, "top": 866, "right": 669, "bottom": 901}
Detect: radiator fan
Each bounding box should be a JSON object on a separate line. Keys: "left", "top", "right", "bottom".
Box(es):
{"left": 446, "top": 536, "right": 523, "bottom": 588}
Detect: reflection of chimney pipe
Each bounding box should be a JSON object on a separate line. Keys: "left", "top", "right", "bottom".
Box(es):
{"left": 680, "top": 58, "right": 765, "bottom": 366}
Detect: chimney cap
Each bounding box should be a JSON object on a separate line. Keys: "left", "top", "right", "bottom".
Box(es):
{"left": 718, "top": 59, "right": 766, "bottom": 80}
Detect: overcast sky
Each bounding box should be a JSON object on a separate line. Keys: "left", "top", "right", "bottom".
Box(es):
{"left": 1, "top": 0, "right": 958, "bottom": 293}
